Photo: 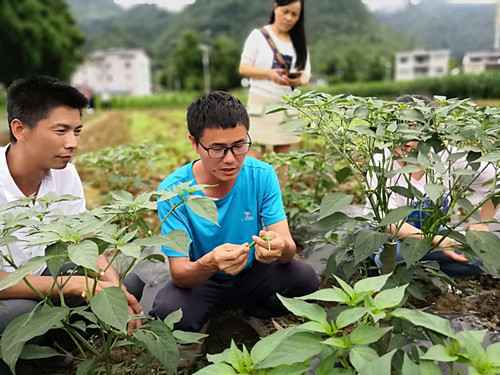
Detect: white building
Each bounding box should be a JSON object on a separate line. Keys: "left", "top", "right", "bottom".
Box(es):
{"left": 463, "top": 50, "right": 500, "bottom": 74}
{"left": 71, "top": 49, "right": 152, "bottom": 96}
{"left": 394, "top": 50, "right": 450, "bottom": 81}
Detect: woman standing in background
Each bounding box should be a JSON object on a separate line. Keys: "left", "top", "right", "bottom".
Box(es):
{"left": 239, "top": 0, "right": 311, "bottom": 154}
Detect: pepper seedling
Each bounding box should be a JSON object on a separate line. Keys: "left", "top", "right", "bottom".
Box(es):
{"left": 249, "top": 234, "right": 273, "bottom": 252}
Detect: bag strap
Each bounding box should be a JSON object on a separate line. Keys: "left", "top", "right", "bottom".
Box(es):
{"left": 260, "top": 27, "right": 289, "bottom": 71}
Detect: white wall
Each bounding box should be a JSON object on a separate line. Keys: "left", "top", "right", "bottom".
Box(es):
{"left": 71, "top": 49, "right": 152, "bottom": 96}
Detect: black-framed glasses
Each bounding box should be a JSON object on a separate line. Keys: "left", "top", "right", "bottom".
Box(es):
{"left": 198, "top": 134, "right": 252, "bottom": 159}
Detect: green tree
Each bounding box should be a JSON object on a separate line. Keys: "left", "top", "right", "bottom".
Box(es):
{"left": 210, "top": 35, "right": 241, "bottom": 90}
{"left": 0, "top": 0, "right": 84, "bottom": 86}
{"left": 171, "top": 31, "right": 203, "bottom": 91}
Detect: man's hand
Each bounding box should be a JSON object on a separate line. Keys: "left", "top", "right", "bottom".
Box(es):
{"left": 211, "top": 243, "right": 250, "bottom": 276}
{"left": 69, "top": 277, "right": 144, "bottom": 334}
{"left": 252, "top": 230, "right": 286, "bottom": 264}
{"left": 96, "top": 253, "right": 120, "bottom": 285}
{"left": 432, "top": 235, "right": 468, "bottom": 263}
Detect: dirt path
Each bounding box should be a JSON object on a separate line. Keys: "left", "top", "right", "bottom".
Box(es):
{"left": 79, "top": 111, "right": 131, "bottom": 153}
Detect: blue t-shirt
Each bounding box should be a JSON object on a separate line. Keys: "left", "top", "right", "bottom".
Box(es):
{"left": 157, "top": 157, "right": 286, "bottom": 271}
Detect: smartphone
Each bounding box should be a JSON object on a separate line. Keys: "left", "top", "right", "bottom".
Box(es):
{"left": 287, "top": 72, "right": 301, "bottom": 79}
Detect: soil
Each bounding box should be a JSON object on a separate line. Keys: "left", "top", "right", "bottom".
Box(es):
{"left": 430, "top": 275, "right": 500, "bottom": 333}
{"left": 79, "top": 111, "right": 130, "bottom": 153}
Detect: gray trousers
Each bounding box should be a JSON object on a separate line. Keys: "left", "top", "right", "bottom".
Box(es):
{"left": 0, "top": 270, "right": 144, "bottom": 334}
{"left": 151, "top": 259, "right": 320, "bottom": 332}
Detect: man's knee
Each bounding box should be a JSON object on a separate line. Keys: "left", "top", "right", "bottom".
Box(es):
{"left": 284, "top": 260, "right": 320, "bottom": 295}
{"left": 150, "top": 284, "right": 209, "bottom": 332}
{"left": 123, "top": 272, "right": 145, "bottom": 302}
{"left": 0, "top": 299, "right": 38, "bottom": 334}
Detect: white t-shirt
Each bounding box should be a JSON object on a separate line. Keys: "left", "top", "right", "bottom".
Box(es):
{"left": 240, "top": 25, "right": 311, "bottom": 100}
{"left": 0, "top": 145, "right": 86, "bottom": 275}
{"left": 365, "top": 149, "right": 498, "bottom": 220}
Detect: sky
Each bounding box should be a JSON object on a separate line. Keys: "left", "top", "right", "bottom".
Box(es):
{"left": 114, "top": 0, "right": 195, "bottom": 11}
{"left": 113, "top": 0, "right": 495, "bottom": 12}
{"left": 114, "top": 0, "right": 412, "bottom": 12}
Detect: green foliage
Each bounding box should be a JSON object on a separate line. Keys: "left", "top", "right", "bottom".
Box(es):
{"left": 263, "top": 149, "right": 359, "bottom": 237}
{"left": 209, "top": 35, "right": 243, "bottom": 90}
{"left": 279, "top": 91, "right": 499, "bottom": 278}
{"left": 0, "top": 187, "right": 217, "bottom": 374}
{"left": 108, "top": 92, "right": 198, "bottom": 109}
{"left": 76, "top": 143, "right": 163, "bottom": 194}
{"left": 321, "top": 72, "right": 500, "bottom": 99}
{"left": 171, "top": 31, "right": 204, "bottom": 91}
{"left": 197, "top": 273, "right": 500, "bottom": 374}
{"left": 0, "top": 0, "right": 84, "bottom": 86}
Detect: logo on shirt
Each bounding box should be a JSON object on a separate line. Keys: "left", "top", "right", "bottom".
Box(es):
{"left": 242, "top": 211, "right": 254, "bottom": 222}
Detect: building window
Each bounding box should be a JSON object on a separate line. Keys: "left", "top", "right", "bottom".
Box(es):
{"left": 470, "top": 57, "right": 482, "bottom": 63}
{"left": 414, "top": 55, "right": 430, "bottom": 64}
{"left": 414, "top": 67, "right": 429, "bottom": 75}
{"left": 125, "top": 61, "right": 131, "bottom": 69}
{"left": 399, "top": 57, "right": 408, "bottom": 64}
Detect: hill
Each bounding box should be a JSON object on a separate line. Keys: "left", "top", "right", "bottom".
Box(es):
{"left": 376, "top": 0, "right": 496, "bottom": 59}
{"left": 66, "top": 0, "right": 123, "bottom": 23}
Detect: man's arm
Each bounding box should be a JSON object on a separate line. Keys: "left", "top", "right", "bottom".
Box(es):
{"left": 389, "top": 222, "right": 468, "bottom": 262}
{"left": 0, "top": 272, "right": 100, "bottom": 300}
{"left": 167, "top": 243, "right": 250, "bottom": 288}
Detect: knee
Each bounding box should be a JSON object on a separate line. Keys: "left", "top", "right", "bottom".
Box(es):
{"left": 286, "top": 261, "right": 320, "bottom": 295}
{"left": 150, "top": 285, "right": 208, "bottom": 332}
{"left": 0, "top": 299, "right": 38, "bottom": 334}
{"left": 123, "top": 272, "right": 145, "bottom": 302}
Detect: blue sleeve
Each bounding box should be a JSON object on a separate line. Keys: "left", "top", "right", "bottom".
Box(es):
{"left": 157, "top": 197, "right": 192, "bottom": 258}
{"left": 261, "top": 167, "right": 287, "bottom": 226}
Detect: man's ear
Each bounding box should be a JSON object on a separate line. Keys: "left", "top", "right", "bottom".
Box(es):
{"left": 9, "top": 119, "right": 28, "bottom": 142}
{"left": 187, "top": 134, "right": 197, "bottom": 151}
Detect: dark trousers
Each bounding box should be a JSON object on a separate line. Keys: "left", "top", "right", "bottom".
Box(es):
{"left": 150, "top": 259, "right": 320, "bottom": 332}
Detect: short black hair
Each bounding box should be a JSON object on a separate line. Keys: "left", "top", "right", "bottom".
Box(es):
{"left": 186, "top": 91, "right": 249, "bottom": 142}
{"left": 7, "top": 76, "right": 88, "bottom": 142}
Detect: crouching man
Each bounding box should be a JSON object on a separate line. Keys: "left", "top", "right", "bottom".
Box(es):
{"left": 151, "top": 91, "right": 319, "bottom": 332}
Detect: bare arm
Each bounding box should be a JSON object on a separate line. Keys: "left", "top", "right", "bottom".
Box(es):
{"left": 0, "top": 272, "right": 97, "bottom": 300}
{"left": 239, "top": 64, "right": 272, "bottom": 80}
{"left": 388, "top": 222, "right": 468, "bottom": 262}
{"left": 239, "top": 64, "right": 290, "bottom": 86}
{"left": 468, "top": 199, "right": 497, "bottom": 231}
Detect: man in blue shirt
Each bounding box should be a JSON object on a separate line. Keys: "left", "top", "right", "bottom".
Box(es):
{"left": 151, "top": 91, "right": 319, "bottom": 332}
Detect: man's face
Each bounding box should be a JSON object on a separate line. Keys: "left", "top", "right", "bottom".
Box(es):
{"left": 17, "top": 106, "right": 83, "bottom": 170}
{"left": 193, "top": 124, "right": 249, "bottom": 183}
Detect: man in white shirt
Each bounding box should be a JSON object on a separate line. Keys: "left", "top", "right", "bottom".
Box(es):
{"left": 0, "top": 76, "right": 143, "bottom": 340}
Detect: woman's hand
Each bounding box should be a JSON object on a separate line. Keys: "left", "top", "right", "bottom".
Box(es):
{"left": 287, "top": 71, "right": 304, "bottom": 87}
{"left": 268, "top": 68, "right": 290, "bottom": 86}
